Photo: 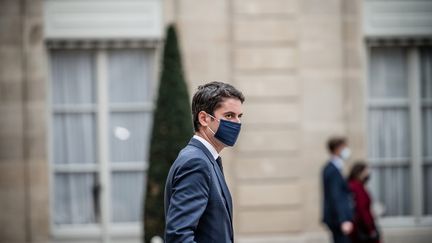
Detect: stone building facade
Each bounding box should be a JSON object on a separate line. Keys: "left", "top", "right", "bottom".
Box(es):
{"left": 0, "top": 0, "right": 431, "bottom": 243}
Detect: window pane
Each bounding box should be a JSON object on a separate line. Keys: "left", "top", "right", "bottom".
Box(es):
{"left": 50, "top": 50, "right": 96, "bottom": 105}
{"left": 369, "top": 47, "right": 408, "bottom": 99}
{"left": 424, "top": 165, "right": 432, "bottom": 215}
{"left": 368, "top": 108, "right": 410, "bottom": 159}
{"left": 421, "top": 47, "right": 432, "bottom": 215}
{"left": 423, "top": 107, "right": 432, "bottom": 159}
{"left": 110, "top": 112, "right": 152, "bottom": 163}
{"left": 54, "top": 173, "right": 98, "bottom": 225}
{"left": 108, "top": 49, "right": 153, "bottom": 103}
{"left": 420, "top": 47, "right": 432, "bottom": 99}
{"left": 368, "top": 47, "right": 411, "bottom": 217}
{"left": 53, "top": 113, "right": 97, "bottom": 164}
{"left": 368, "top": 166, "right": 412, "bottom": 216}
{"left": 421, "top": 47, "right": 432, "bottom": 159}
{"left": 111, "top": 172, "right": 145, "bottom": 222}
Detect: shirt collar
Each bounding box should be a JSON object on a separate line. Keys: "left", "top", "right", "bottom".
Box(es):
{"left": 193, "top": 135, "right": 219, "bottom": 160}
{"left": 331, "top": 155, "right": 344, "bottom": 171}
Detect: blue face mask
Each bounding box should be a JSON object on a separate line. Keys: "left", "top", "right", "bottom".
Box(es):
{"left": 207, "top": 114, "right": 242, "bottom": 146}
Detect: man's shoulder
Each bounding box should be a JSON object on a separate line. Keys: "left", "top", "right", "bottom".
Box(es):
{"left": 322, "top": 161, "right": 336, "bottom": 173}
{"left": 322, "top": 162, "right": 341, "bottom": 181}
{"left": 171, "top": 144, "right": 212, "bottom": 172}
{"left": 178, "top": 143, "right": 208, "bottom": 160}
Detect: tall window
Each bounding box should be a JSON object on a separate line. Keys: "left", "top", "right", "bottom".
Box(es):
{"left": 367, "top": 45, "right": 432, "bottom": 224}
{"left": 49, "top": 47, "right": 155, "bottom": 238}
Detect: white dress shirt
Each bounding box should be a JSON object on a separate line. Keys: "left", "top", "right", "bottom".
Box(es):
{"left": 193, "top": 135, "right": 219, "bottom": 160}
{"left": 331, "top": 155, "right": 344, "bottom": 172}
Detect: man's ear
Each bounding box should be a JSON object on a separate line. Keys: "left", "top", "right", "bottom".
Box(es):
{"left": 198, "top": 111, "right": 209, "bottom": 127}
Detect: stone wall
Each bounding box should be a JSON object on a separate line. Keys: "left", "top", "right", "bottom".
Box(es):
{"left": 233, "top": 0, "right": 304, "bottom": 236}
{"left": 1, "top": 0, "right": 430, "bottom": 242}
{"left": 0, "top": 0, "right": 49, "bottom": 242}
{"left": 173, "top": 0, "right": 365, "bottom": 242}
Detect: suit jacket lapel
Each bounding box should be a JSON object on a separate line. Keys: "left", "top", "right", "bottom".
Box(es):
{"left": 212, "top": 158, "right": 233, "bottom": 220}
{"left": 188, "top": 138, "right": 234, "bottom": 227}
{"left": 329, "top": 162, "right": 348, "bottom": 190}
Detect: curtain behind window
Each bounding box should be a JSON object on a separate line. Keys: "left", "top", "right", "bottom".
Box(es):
{"left": 421, "top": 47, "right": 432, "bottom": 215}
{"left": 50, "top": 49, "right": 152, "bottom": 225}
{"left": 107, "top": 49, "right": 153, "bottom": 223}
{"left": 51, "top": 50, "right": 98, "bottom": 225}
{"left": 367, "top": 47, "right": 412, "bottom": 216}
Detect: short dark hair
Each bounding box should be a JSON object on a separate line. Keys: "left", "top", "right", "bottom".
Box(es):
{"left": 192, "top": 81, "right": 245, "bottom": 132}
{"left": 348, "top": 161, "right": 367, "bottom": 181}
{"left": 327, "top": 136, "right": 347, "bottom": 153}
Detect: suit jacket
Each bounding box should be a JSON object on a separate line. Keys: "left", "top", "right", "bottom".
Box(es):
{"left": 164, "top": 138, "right": 233, "bottom": 243}
{"left": 322, "top": 161, "right": 353, "bottom": 229}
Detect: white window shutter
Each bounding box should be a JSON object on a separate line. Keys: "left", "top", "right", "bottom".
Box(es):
{"left": 44, "top": 0, "right": 162, "bottom": 39}
{"left": 364, "top": 0, "right": 432, "bottom": 37}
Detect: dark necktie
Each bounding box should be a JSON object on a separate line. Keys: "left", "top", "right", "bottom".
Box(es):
{"left": 216, "top": 156, "right": 224, "bottom": 175}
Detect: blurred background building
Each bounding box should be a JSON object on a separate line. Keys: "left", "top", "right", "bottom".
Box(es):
{"left": 0, "top": 0, "right": 431, "bottom": 243}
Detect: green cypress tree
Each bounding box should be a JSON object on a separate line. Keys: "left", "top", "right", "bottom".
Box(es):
{"left": 143, "top": 24, "right": 193, "bottom": 242}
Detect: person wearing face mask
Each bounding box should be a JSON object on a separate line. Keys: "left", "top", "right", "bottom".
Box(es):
{"left": 348, "top": 162, "right": 380, "bottom": 243}
{"left": 322, "top": 137, "right": 354, "bottom": 243}
{"left": 164, "top": 81, "right": 244, "bottom": 243}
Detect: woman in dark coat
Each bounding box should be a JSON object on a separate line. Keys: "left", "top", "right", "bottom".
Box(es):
{"left": 348, "top": 162, "right": 381, "bottom": 243}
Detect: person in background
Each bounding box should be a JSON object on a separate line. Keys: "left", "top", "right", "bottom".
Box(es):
{"left": 348, "top": 162, "right": 381, "bottom": 243}
{"left": 322, "top": 137, "right": 354, "bottom": 243}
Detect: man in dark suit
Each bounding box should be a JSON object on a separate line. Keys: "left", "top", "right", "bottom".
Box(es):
{"left": 322, "top": 137, "right": 354, "bottom": 243}
{"left": 164, "top": 81, "right": 244, "bottom": 243}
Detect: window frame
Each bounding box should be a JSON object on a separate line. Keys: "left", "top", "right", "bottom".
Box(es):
{"left": 365, "top": 42, "right": 432, "bottom": 227}
{"left": 46, "top": 43, "right": 159, "bottom": 241}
